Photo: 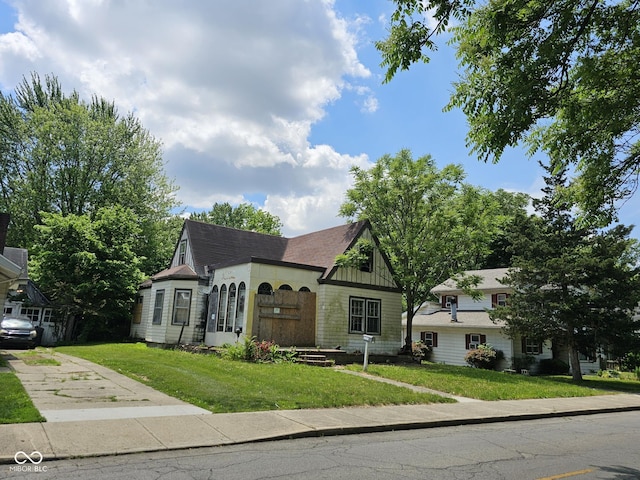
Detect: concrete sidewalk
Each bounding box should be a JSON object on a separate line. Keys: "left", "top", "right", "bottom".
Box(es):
{"left": 2, "top": 350, "right": 640, "bottom": 464}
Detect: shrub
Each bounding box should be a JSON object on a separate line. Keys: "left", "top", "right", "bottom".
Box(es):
{"left": 538, "top": 358, "right": 570, "bottom": 375}
{"left": 221, "top": 336, "right": 294, "bottom": 363}
{"left": 621, "top": 352, "right": 640, "bottom": 371}
{"left": 465, "top": 344, "right": 503, "bottom": 370}
{"left": 411, "top": 341, "right": 432, "bottom": 363}
{"left": 511, "top": 355, "right": 536, "bottom": 373}
{"left": 597, "top": 369, "right": 620, "bottom": 379}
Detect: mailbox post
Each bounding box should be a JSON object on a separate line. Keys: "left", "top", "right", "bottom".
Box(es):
{"left": 362, "top": 334, "right": 374, "bottom": 371}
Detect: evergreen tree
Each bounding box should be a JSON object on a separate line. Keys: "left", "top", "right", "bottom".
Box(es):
{"left": 491, "top": 164, "right": 640, "bottom": 380}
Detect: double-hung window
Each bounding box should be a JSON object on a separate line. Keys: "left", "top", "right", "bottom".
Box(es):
{"left": 152, "top": 290, "right": 165, "bottom": 325}
{"left": 349, "top": 297, "right": 381, "bottom": 335}
{"left": 172, "top": 289, "right": 192, "bottom": 325}
{"left": 522, "top": 337, "right": 542, "bottom": 355}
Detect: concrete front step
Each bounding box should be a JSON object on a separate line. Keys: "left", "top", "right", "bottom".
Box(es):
{"left": 296, "top": 354, "right": 335, "bottom": 367}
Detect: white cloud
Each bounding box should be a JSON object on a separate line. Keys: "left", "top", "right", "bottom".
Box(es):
{"left": 0, "top": 0, "right": 375, "bottom": 235}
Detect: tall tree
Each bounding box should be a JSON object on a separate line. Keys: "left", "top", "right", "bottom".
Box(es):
{"left": 190, "top": 202, "right": 283, "bottom": 236}
{"left": 339, "top": 149, "right": 526, "bottom": 350}
{"left": 377, "top": 1, "right": 640, "bottom": 224}
{"left": 490, "top": 165, "right": 640, "bottom": 381}
{"left": 30, "top": 206, "right": 145, "bottom": 341}
{"left": 0, "top": 73, "right": 179, "bottom": 274}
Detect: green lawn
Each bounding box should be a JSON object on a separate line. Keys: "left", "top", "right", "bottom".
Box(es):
{"left": 56, "top": 343, "right": 452, "bottom": 412}
{"left": 14, "top": 349, "right": 61, "bottom": 366}
{"left": 348, "top": 363, "right": 640, "bottom": 400}
{"left": 0, "top": 368, "right": 45, "bottom": 424}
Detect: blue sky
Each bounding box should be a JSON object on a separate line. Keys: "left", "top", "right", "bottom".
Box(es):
{"left": 0, "top": 0, "right": 636, "bottom": 238}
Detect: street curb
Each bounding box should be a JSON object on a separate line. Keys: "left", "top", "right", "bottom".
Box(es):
{"left": 2, "top": 404, "right": 639, "bottom": 465}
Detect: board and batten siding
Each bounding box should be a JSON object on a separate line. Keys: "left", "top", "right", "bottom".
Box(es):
{"left": 316, "top": 284, "right": 401, "bottom": 355}
{"left": 330, "top": 230, "right": 397, "bottom": 290}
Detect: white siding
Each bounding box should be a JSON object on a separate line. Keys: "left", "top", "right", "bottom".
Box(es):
{"left": 130, "top": 288, "right": 151, "bottom": 339}
{"left": 169, "top": 230, "right": 194, "bottom": 269}
{"left": 418, "top": 326, "right": 513, "bottom": 369}
{"left": 204, "top": 264, "right": 252, "bottom": 347}
{"left": 142, "top": 279, "right": 201, "bottom": 344}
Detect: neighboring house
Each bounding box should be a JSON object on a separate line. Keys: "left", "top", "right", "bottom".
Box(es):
{"left": 2, "top": 247, "right": 59, "bottom": 346}
{"left": 0, "top": 214, "right": 21, "bottom": 319}
{"left": 132, "top": 219, "right": 402, "bottom": 355}
{"left": 402, "top": 268, "right": 553, "bottom": 373}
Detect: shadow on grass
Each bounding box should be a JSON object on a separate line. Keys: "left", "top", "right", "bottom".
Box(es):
{"left": 419, "top": 363, "right": 640, "bottom": 393}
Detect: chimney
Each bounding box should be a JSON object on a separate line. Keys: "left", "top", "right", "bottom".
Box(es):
{"left": 450, "top": 297, "right": 458, "bottom": 322}
{"left": 0, "top": 213, "right": 9, "bottom": 254}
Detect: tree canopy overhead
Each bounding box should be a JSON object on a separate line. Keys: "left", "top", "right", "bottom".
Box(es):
{"left": 490, "top": 164, "right": 640, "bottom": 381}
{"left": 339, "top": 149, "right": 528, "bottom": 350}
{"left": 0, "top": 72, "right": 179, "bottom": 274}
{"left": 377, "top": 0, "right": 640, "bottom": 225}
{"left": 189, "top": 202, "right": 283, "bottom": 236}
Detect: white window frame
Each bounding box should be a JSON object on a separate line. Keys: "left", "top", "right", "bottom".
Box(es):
{"left": 349, "top": 297, "right": 381, "bottom": 335}
{"left": 497, "top": 293, "right": 508, "bottom": 307}
{"left": 171, "top": 289, "right": 192, "bottom": 326}
{"left": 468, "top": 333, "right": 481, "bottom": 350}
{"left": 152, "top": 290, "right": 165, "bottom": 325}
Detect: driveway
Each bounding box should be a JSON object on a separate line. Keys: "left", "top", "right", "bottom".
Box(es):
{"left": 3, "top": 349, "right": 210, "bottom": 422}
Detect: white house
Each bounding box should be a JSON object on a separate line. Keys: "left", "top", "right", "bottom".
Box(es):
{"left": 132, "top": 219, "right": 403, "bottom": 355}
{"left": 2, "top": 247, "right": 59, "bottom": 346}
{"left": 403, "top": 268, "right": 553, "bottom": 372}
{"left": 0, "top": 214, "right": 23, "bottom": 322}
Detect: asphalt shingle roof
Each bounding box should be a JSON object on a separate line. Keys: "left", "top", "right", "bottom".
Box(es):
{"left": 183, "top": 219, "right": 368, "bottom": 278}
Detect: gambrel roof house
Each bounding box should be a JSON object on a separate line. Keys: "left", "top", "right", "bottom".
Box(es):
{"left": 132, "top": 219, "right": 402, "bottom": 355}
{"left": 403, "top": 268, "right": 553, "bottom": 373}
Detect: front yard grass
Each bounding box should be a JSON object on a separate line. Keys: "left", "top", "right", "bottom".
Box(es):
{"left": 0, "top": 361, "right": 45, "bottom": 424}
{"left": 348, "top": 363, "right": 640, "bottom": 400}
{"left": 56, "top": 343, "right": 452, "bottom": 413}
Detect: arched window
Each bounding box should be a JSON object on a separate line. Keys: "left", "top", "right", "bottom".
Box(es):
{"left": 207, "top": 286, "right": 218, "bottom": 333}
{"left": 258, "top": 282, "right": 273, "bottom": 295}
{"left": 278, "top": 284, "right": 293, "bottom": 291}
{"left": 299, "top": 286, "right": 310, "bottom": 292}
{"left": 225, "top": 283, "right": 237, "bottom": 332}
{"left": 235, "top": 282, "right": 246, "bottom": 332}
{"left": 217, "top": 284, "right": 227, "bottom": 332}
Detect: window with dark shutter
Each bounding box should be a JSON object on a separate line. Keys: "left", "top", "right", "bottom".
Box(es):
{"left": 466, "top": 333, "right": 485, "bottom": 349}
{"left": 420, "top": 331, "right": 438, "bottom": 347}
{"left": 492, "top": 293, "right": 509, "bottom": 308}
{"left": 441, "top": 295, "right": 458, "bottom": 308}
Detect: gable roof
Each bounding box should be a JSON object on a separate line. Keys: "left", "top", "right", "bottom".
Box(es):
{"left": 182, "top": 219, "right": 369, "bottom": 279}
{"left": 431, "top": 268, "right": 510, "bottom": 294}
{"left": 2, "top": 247, "right": 28, "bottom": 281}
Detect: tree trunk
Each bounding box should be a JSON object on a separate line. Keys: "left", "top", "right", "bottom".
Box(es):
{"left": 568, "top": 345, "right": 583, "bottom": 382}
{"left": 403, "top": 305, "right": 414, "bottom": 353}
